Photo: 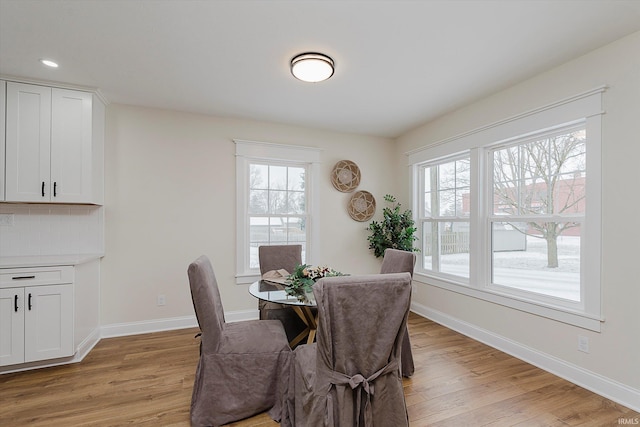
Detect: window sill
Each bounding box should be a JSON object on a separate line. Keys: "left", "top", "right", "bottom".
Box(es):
{"left": 414, "top": 272, "right": 603, "bottom": 332}
{"left": 236, "top": 273, "right": 260, "bottom": 285}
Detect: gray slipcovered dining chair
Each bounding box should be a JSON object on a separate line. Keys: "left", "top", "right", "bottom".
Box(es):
{"left": 258, "top": 244, "right": 307, "bottom": 343}
{"left": 380, "top": 248, "right": 417, "bottom": 377}
{"left": 187, "top": 255, "right": 292, "bottom": 427}
{"left": 287, "top": 273, "right": 412, "bottom": 427}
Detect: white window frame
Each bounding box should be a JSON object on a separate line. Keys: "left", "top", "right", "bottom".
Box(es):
{"left": 407, "top": 87, "right": 604, "bottom": 331}
{"left": 235, "top": 139, "right": 321, "bottom": 284}
{"left": 487, "top": 124, "right": 586, "bottom": 306}
{"left": 417, "top": 153, "right": 472, "bottom": 282}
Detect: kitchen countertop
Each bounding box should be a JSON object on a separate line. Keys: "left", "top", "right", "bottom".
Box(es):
{"left": 0, "top": 254, "right": 104, "bottom": 269}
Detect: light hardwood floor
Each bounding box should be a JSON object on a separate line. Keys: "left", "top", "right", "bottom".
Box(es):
{"left": 1, "top": 313, "right": 637, "bottom": 426}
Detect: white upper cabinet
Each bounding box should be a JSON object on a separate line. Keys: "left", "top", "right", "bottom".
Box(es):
{"left": 0, "top": 81, "right": 5, "bottom": 201}
{"left": 51, "top": 88, "right": 93, "bottom": 203}
{"left": 5, "top": 83, "right": 52, "bottom": 202}
{"left": 4, "top": 82, "right": 104, "bottom": 204}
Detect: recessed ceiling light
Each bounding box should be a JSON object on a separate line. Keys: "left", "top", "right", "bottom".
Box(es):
{"left": 40, "top": 59, "right": 59, "bottom": 68}
{"left": 290, "top": 52, "right": 334, "bottom": 83}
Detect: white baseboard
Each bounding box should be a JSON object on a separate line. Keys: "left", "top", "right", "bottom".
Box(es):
{"left": 99, "top": 309, "right": 257, "bottom": 339}
{"left": 0, "top": 327, "right": 102, "bottom": 375}
{"left": 0, "top": 355, "right": 76, "bottom": 374}
{"left": 75, "top": 327, "right": 101, "bottom": 362}
{"left": 410, "top": 301, "right": 640, "bottom": 413}
{"left": 100, "top": 315, "right": 199, "bottom": 338}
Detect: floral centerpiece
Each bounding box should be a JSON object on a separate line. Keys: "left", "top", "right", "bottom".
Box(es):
{"left": 285, "top": 264, "right": 345, "bottom": 302}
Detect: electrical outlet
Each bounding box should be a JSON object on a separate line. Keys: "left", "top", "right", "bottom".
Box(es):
{"left": 578, "top": 335, "right": 589, "bottom": 353}
{"left": 157, "top": 294, "right": 166, "bottom": 306}
{"left": 0, "top": 213, "right": 14, "bottom": 226}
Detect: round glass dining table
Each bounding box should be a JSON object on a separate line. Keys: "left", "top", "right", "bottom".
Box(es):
{"left": 249, "top": 280, "right": 318, "bottom": 347}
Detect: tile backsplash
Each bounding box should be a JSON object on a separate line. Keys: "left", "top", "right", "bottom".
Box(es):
{"left": 0, "top": 204, "right": 104, "bottom": 257}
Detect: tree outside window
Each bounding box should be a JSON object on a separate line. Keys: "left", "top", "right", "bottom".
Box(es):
{"left": 491, "top": 127, "right": 585, "bottom": 300}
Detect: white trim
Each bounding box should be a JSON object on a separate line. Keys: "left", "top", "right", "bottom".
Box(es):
{"left": 75, "top": 327, "right": 101, "bottom": 362}
{"left": 100, "top": 310, "right": 257, "bottom": 339}
{"left": 0, "top": 355, "right": 77, "bottom": 375}
{"left": 410, "top": 301, "right": 639, "bottom": 412}
{"left": 0, "top": 73, "right": 108, "bottom": 105}
{"left": 100, "top": 315, "right": 199, "bottom": 338}
{"left": 406, "top": 86, "right": 606, "bottom": 163}
{"left": 234, "top": 139, "right": 322, "bottom": 163}
{"left": 0, "top": 327, "right": 100, "bottom": 375}
{"left": 414, "top": 273, "right": 602, "bottom": 331}
{"left": 236, "top": 154, "right": 251, "bottom": 278}
{"left": 235, "top": 272, "right": 261, "bottom": 284}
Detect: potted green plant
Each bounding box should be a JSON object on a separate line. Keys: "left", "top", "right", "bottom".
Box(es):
{"left": 366, "top": 194, "right": 418, "bottom": 258}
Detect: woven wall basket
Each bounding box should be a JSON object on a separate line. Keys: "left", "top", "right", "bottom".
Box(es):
{"left": 331, "top": 160, "right": 361, "bottom": 192}
{"left": 348, "top": 191, "right": 376, "bottom": 222}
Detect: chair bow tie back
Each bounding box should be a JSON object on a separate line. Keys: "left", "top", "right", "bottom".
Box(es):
{"left": 325, "top": 360, "right": 399, "bottom": 427}
{"left": 285, "top": 274, "right": 411, "bottom": 427}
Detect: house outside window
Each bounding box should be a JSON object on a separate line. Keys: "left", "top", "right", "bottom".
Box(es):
{"left": 490, "top": 126, "right": 585, "bottom": 302}
{"left": 408, "top": 87, "right": 604, "bottom": 331}
{"left": 248, "top": 162, "right": 307, "bottom": 268}
{"left": 235, "top": 140, "right": 321, "bottom": 284}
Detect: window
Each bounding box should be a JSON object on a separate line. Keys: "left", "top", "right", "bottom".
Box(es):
{"left": 248, "top": 162, "right": 307, "bottom": 267}
{"left": 418, "top": 156, "right": 471, "bottom": 279}
{"left": 408, "top": 87, "right": 604, "bottom": 331}
{"left": 235, "top": 140, "right": 321, "bottom": 284}
{"left": 490, "top": 126, "right": 585, "bottom": 302}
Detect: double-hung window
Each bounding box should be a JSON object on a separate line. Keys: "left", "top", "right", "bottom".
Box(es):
{"left": 235, "top": 140, "right": 321, "bottom": 284}
{"left": 489, "top": 126, "right": 585, "bottom": 303}
{"left": 248, "top": 162, "right": 307, "bottom": 263}
{"left": 418, "top": 156, "right": 471, "bottom": 280}
{"left": 409, "top": 87, "right": 604, "bottom": 331}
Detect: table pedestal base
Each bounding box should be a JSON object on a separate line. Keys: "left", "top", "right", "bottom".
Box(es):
{"left": 289, "top": 306, "right": 317, "bottom": 347}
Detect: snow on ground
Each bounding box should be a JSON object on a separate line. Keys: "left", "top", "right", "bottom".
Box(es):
{"left": 425, "top": 236, "right": 581, "bottom": 301}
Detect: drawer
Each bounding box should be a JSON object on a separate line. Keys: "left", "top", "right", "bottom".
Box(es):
{"left": 0, "top": 266, "right": 74, "bottom": 288}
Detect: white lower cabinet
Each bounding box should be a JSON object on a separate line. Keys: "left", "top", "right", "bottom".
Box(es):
{"left": 0, "top": 287, "right": 25, "bottom": 365}
{"left": 0, "top": 267, "right": 74, "bottom": 366}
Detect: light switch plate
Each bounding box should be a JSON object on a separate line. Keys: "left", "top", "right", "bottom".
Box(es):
{"left": 0, "top": 213, "right": 14, "bottom": 226}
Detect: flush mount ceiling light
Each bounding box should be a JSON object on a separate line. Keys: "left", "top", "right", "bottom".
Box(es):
{"left": 40, "top": 59, "right": 59, "bottom": 68}
{"left": 290, "top": 52, "right": 334, "bottom": 83}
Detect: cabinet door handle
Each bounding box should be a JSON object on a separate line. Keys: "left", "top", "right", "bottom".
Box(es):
{"left": 12, "top": 275, "right": 36, "bottom": 280}
{"left": 28, "top": 293, "right": 33, "bottom": 310}
{"left": 54, "top": 181, "right": 57, "bottom": 197}
{"left": 14, "top": 295, "right": 19, "bottom": 312}
{"left": 42, "top": 181, "right": 45, "bottom": 197}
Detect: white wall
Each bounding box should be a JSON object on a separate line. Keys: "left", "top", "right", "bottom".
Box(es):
{"left": 396, "top": 32, "right": 640, "bottom": 404}
{"left": 102, "top": 106, "right": 395, "bottom": 325}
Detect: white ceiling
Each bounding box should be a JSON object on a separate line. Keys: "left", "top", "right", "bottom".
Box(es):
{"left": 1, "top": 0, "right": 640, "bottom": 139}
